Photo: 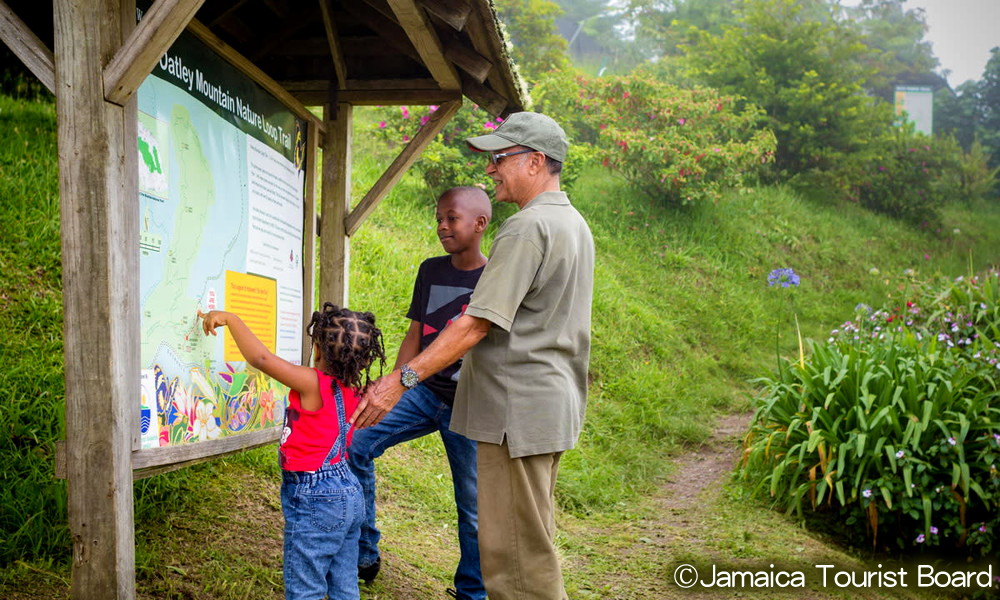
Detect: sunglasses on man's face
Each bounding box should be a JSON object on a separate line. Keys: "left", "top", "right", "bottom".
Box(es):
{"left": 489, "top": 148, "right": 535, "bottom": 165}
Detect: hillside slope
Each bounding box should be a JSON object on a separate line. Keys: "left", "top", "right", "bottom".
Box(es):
{"left": 2, "top": 94, "right": 998, "bottom": 598}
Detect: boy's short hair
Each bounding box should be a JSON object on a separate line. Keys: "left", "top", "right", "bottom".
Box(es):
{"left": 439, "top": 186, "right": 491, "bottom": 222}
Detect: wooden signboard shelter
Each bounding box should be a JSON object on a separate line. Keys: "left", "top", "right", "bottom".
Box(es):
{"left": 0, "top": 0, "right": 525, "bottom": 597}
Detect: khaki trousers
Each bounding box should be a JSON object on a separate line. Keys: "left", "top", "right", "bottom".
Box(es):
{"left": 476, "top": 440, "right": 568, "bottom": 600}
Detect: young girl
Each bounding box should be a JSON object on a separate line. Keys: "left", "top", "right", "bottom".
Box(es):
{"left": 198, "top": 303, "right": 386, "bottom": 600}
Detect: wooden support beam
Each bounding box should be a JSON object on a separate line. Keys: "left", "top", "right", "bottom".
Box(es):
{"left": 319, "top": 104, "right": 352, "bottom": 308}
{"left": 319, "top": 0, "right": 347, "bottom": 87}
{"left": 387, "top": 0, "right": 461, "bottom": 90}
{"left": 0, "top": 0, "right": 55, "bottom": 93}
{"left": 56, "top": 428, "right": 282, "bottom": 480}
{"left": 346, "top": 99, "right": 461, "bottom": 236}
{"left": 186, "top": 18, "right": 326, "bottom": 136}
{"left": 54, "top": 0, "right": 138, "bottom": 596}
{"left": 131, "top": 427, "right": 281, "bottom": 471}
{"left": 302, "top": 119, "right": 320, "bottom": 362}
{"left": 443, "top": 33, "right": 491, "bottom": 84}
{"left": 460, "top": 71, "right": 507, "bottom": 117}
{"left": 103, "top": 0, "right": 206, "bottom": 106}
{"left": 419, "top": 0, "right": 471, "bottom": 31}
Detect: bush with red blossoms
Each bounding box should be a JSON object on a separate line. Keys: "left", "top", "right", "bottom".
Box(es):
{"left": 371, "top": 102, "right": 592, "bottom": 199}
{"left": 535, "top": 71, "right": 776, "bottom": 206}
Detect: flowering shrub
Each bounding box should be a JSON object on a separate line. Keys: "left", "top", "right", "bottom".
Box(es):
{"left": 743, "top": 269, "right": 1000, "bottom": 556}
{"left": 855, "top": 124, "right": 959, "bottom": 224}
{"left": 548, "top": 73, "right": 776, "bottom": 205}
{"left": 372, "top": 102, "right": 592, "bottom": 198}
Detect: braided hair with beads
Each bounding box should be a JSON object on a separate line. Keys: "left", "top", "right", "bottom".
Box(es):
{"left": 307, "top": 302, "right": 386, "bottom": 393}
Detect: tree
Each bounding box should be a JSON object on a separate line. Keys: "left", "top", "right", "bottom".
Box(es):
{"left": 684, "top": 0, "right": 891, "bottom": 181}
{"left": 841, "top": 0, "right": 940, "bottom": 102}
{"left": 934, "top": 81, "right": 980, "bottom": 151}
{"left": 977, "top": 48, "right": 1000, "bottom": 170}
{"left": 494, "top": 0, "right": 570, "bottom": 81}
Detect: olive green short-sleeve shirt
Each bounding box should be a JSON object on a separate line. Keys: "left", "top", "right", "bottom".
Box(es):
{"left": 451, "top": 191, "right": 594, "bottom": 458}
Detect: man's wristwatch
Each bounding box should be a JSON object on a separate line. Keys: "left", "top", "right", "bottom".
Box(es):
{"left": 400, "top": 364, "right": 419, "bottom": 389}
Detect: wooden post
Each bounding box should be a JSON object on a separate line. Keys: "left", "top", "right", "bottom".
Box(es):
{"left": 302, "top": 119, "right": 320, "bottom": 362}
{"left": 54, "top": 0, "right": 138, "bottom": 598}
{"left": 320, "top": 103, "right": 352, "bottom": 308}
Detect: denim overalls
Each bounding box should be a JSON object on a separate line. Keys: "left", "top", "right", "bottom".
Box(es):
{"left": 280, "top": 383, "right": 365, "bottom": 600}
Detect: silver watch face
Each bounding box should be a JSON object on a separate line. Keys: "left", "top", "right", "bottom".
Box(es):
{"left": 401, "top": 366, "right": 419, "bottom": 388}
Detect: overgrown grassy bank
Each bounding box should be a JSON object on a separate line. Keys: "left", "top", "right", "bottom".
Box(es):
{"left": 3, "top": 95, "right": 999, "bottom": 598}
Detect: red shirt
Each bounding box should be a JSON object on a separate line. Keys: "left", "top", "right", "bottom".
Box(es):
{"left": 278, "top": 369, "right": 359, "bottom": 472}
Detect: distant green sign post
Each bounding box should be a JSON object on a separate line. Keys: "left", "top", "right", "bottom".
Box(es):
{"left": 894, "top": 85, "right": 933, "bottom": 135}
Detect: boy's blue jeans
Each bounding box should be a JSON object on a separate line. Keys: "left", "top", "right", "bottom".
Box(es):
{"left": 281, "top": 460, "right": 365, "bottom": 600}
{"left": 348, "top": 383, "right": 485, "bottom": 600}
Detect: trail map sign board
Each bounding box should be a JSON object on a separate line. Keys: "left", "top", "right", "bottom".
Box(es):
{"left": 136, "top": 17, "right": 307, "bottom": 450}
{"left": 894, "top": 85, "right": 933, "bottom": 135}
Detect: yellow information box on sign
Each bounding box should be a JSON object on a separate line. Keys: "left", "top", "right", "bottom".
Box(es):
{"left": 224, "top": 270, "right": 277, "bottom": 361}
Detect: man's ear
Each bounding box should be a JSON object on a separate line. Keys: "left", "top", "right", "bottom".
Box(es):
{"left": 529, "top": 151, "right": 546, "bottom": 173}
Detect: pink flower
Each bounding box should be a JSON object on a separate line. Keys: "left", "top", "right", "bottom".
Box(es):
{"left": 678, "top": 118, "right": 685, "bottom": 126}
{"left": 378, "top": 121, "right": 386, "bottom": 129}
{"left": 420, "top": 115, "right": 429, "bottom": 126}
{"left": 484, "top": 122, "right": 496, "bottom": 131}
{"left": 401, "top": 107, "right": 410, "bottom": 119}
{"left": 403, "top": 135, "right": 410, "bottom": 142}
{"left": 495, "top": 117, "right": 504, "bottom": 123}
{"left": 924, "top": 253, "right": 930, "bottom": 260}
{"left": 429, "top": 105, "right": 439, "bottom": 112}
{"left": 623, "top": 92, "right": 630, "bottom": 99}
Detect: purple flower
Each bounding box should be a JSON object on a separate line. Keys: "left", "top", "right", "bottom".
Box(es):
{"left": 930, "top": 526, "right": 939, "bottom": 535}
{"left": 979, "top": 524, "right": 988, "bottom": 533}
{"left": 862, "top": 489, "right": 873, "bottom": 498}
{"left": 767, "top": 267, "right": 800, "bottom": 288}
{"left": 896, "top": 450, "right": 905, "bottom": 459}
{"left": 948, "top": 437, "right": 957, "bottom": 446}
{"left": 916, "top": 534, "right": 925, "bottom": 543}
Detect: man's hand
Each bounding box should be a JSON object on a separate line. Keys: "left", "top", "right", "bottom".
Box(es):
{"left": 351, "top": 372, "right": 405, "bottom": 429}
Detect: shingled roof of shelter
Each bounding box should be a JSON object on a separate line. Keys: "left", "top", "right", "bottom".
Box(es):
{"left": 3, "top": 0, "right": 529, "bottom": 116}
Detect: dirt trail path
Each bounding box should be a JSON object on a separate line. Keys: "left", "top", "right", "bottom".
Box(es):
{"left": 656, "top": 412, "right": 750, "bottom": 512}
{"left": 567, "top": 412, "right": 931, "bottom": 600}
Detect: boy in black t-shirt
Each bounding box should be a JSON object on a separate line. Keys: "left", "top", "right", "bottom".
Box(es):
{"left": 348, "top": 187, "right": 491, "bottom": 600}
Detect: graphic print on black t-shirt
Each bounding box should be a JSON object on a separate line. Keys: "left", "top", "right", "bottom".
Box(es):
{"left": 406, "top": 256, "right": 485, "bottom": 405}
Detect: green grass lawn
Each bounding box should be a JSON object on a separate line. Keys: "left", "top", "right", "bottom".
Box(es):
{"left": 2, "top": 96, "right": 998, "bottom": 599}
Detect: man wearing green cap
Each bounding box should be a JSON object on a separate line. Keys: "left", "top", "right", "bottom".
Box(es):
{"left": 353, "top": 111, "right": 594, "bottom": 599}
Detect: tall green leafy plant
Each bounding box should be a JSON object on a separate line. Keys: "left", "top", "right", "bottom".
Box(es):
{"left": 744, "top": 270, "right": 1000, "bottom": 554}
